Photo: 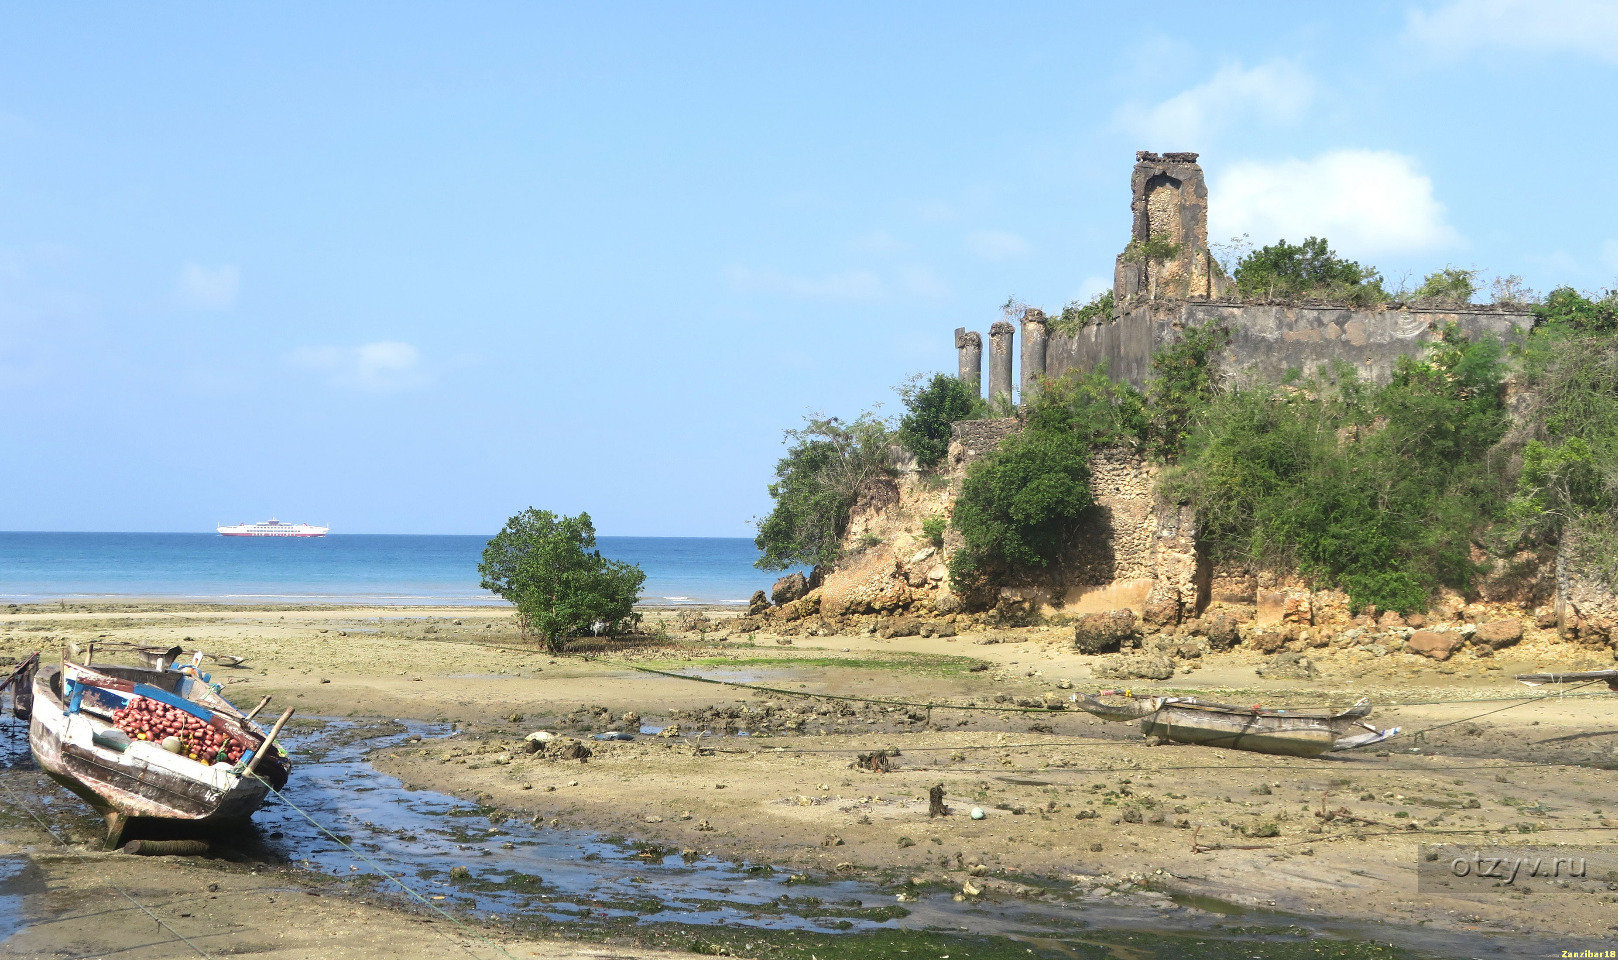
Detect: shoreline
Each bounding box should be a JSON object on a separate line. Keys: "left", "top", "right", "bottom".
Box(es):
{"left": 3, "top": 601, "right": 1615, "bottom": 958}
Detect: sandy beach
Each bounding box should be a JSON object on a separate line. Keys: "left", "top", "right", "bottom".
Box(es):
{"left": 2, "top": 602, "right": 1616, "bottom": 958}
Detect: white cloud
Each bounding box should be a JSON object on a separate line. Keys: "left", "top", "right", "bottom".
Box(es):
{"left": 175, "top": 262, "right": 239, "bottom": 311}
{"left": 964, "top": 230, "right": 1032, "bottom": 261}
{"left": 290, "top": 340, "right": 424, "bottom": 391}
{"left": 1121, "top": 60, "right": 1314, "bottom": 145}
{"left": 1405, "top": 0, "right": 1618, "bottom": 61}
{"left": 1210, "top": 150, "right": 1460, "bottom": 256}
{"left": 723, "top": 265, "right": 885, "bottom": 301}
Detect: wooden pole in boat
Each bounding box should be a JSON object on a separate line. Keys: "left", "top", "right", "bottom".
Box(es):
{"left": 244, "top": 695, "right": 272, "bottom": 720}
{"left": 244, "top": 707, "right": 294, "bottom": 781}
{"left": 85, "top": 642, "right": 95, "bottom": 667}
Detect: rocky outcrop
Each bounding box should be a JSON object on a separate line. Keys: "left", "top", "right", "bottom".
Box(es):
{"left": 1473, "top": 619, "right": 1523, "bottom": 650}
{"left": 772, "top": 572, "right": 808, "bottom": 606}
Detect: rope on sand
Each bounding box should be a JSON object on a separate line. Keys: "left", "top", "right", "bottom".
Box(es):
{"left": 246, "top": 772, "right": 521, "bottom": 960}
{"left": 0, "top": 774, "right": 219, "bottom": 960}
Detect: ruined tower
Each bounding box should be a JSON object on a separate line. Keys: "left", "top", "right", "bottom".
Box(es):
{"left": 1112, "top": 151, "right": 1232, "bottom": 304}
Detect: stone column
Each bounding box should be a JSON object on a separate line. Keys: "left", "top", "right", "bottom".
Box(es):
{"left": 1020, "top": 309, "right": 1048, "bottom": 399}
{"left": 988, "top": 320, "right": 1015, "bottom": 405}
{"left": 954, "top": 328, "right": 983, "bottom": 395}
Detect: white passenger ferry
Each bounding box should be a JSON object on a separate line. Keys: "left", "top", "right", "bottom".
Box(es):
{"left": 216, "top": 518, "right": 329, "bottom": 538}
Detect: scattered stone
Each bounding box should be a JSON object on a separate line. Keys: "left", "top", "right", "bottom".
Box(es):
{"left": 1256, "top": 652, "right": 1317, "bottom": 680}
{"left": 970, "top": 807, "right": 986, "bottom": 820}
{"left": 1204, "top": 615, "right": 1240, "bottom": 652}
{"left": 657, "top": 724, "right": 681, "bottom": 738}
{"left": 1093, "top": 654, "right": 1173, "bottom": 681}
{"left": 449, "top": 866, "right": 471, "bottom": 880}
{"left": 1073, "top": 610, "right": 1138, "bottom": 654}
{"left": 1474, "top": 619, "right": 1524, "bottom": 650}
{"left": 1407, "top": 630, "right": 1464, "bottom": 661}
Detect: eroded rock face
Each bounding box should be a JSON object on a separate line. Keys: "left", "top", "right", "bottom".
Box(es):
{"left": 772, "top": 572, "right": 808, "bottom": 606}
{"left": 1257, "top": 590, "right": 1313, "bottom": 626}
{"left": 1407, "top": 630, "right": 1463, "bottom": 660}
{"left": 748, "top": 590, "right": 770, "bottom": 616}
{"left": 1473, "top": 619, "right": 1524, "bottom": 650}
{"left": 1073, "top": 609, "right": 1138, "bottom": 654}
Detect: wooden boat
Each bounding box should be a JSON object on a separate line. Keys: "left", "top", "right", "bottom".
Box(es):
{"left": 1072, "top": 691, "right": 1399, "bottom": 758}
{"left": 17, "top": 648, "right": 294, "bottom": 848}
{"left": 1514, "top": 668, "right": 1618, "bottom": 690}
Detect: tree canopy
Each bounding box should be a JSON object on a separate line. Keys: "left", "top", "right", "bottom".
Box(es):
{"left": 478, "top": 508, "right": 645, "bottom": 653}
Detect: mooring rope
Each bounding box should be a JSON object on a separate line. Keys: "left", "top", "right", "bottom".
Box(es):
{"left": 245, "top": 772, "right": 521, "bottom": 960}
{"left": 0, "top": 773, "right": 219, "bottom": 960}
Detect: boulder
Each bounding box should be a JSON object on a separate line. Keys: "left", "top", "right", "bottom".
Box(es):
{"left": 1473, "top": 619, "right": 1524, "bottom": 650}
{"left": 747, "top": 590, "right": 770, "bottom": 617}
{"left": 1142, "top": 599, "right": 1181, "bottom": 629}
{"left": 1073, "top": 610, "right": 1138, "bottom": 655}
{"left": 772, "top": 572, "right": 808, "bottom": 606}
{"left": 1248, "top": 630, "right": 1287, "bottom": 654}
{"left": 932, "top": 592, "right": 963, "bottom": 616}
{"left": 878, "top": 617, "right": 920, "bottom": 639}
{"left": 1204, "top": 615, "right": 1241, "bottom": 652}
{"left": 1093, "top": 654, "right": 1174, "bottom": 681}
{"left": 1407, "top": 630, "right": 1463, "bottom": 661}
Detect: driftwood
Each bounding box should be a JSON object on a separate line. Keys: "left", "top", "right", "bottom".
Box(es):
{"left": 928, "top": 784, "right": 948, "bottom": 817}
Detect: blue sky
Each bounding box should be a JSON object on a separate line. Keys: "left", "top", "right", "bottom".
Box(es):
{"left": 2, "top": 2, "right": 1616, "bottom": 536}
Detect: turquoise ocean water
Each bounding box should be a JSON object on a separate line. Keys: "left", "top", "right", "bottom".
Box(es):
{"left": 0, "top": 532, "right": 781, "bottom": 606}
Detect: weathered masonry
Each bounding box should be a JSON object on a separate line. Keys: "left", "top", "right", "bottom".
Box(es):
{"left": 954, "top": 151, "right": 1536, "bottom": 394}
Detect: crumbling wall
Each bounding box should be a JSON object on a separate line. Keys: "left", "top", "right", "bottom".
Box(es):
{"left": 1045, "top": 299, "right": 1536, "bottom": 390}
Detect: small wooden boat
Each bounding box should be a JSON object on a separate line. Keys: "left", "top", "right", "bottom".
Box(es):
{"left": 18, "top": 648, "right": 294, "bottom": 848}
{"left": 1072, "top": 691, "right": 1399, "bottom": 757}
{"left": 1514, "top": 668, "right": 1618, "bottom": 690}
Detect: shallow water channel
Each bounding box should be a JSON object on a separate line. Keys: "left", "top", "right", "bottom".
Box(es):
{"left": 0, "top": 716, "right": 1554, "bottom": 959}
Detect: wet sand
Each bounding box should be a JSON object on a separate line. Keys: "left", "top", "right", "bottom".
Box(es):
{"left": 2, "top": 602, "right": 1616, "bottom": 957}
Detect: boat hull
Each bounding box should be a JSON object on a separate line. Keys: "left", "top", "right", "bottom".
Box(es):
{"left": 1141, "top": 708, "right": 1337, "bottom": 757}
{"left": 27, "top": 665, "right": 282, "bottom": 845}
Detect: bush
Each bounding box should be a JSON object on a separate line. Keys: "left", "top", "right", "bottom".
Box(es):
{"left": 949, "top": 423, "right": 1093, "bottom": 587}
{"left": 1534, "top": 286, "right": 1618, "bottom": 333}
{"left": 1050, "top": 290, "right": 1115, "bottom": 336}
{"left": 1232, "top": 237, "right": 1387, "bottom": 305}
{"left": 1412, "top": 267, "right": 1477, "bottom": 305}
{"left": 478, "top": 509, "right": 645, "bottom": 653}
{"left": 1505, "top": 322, "right": 1618, "bottom": 581}
{"left": 1165, "top": 327, "right": 1509, "bottom": 613}
{"left": 1145, "top": 322, "right": 1231, "bottom": 460}
{"left": 896, "top": 374, "right": 986, "bottom": 469}
{"left": 921, "top": 513, "right": 946, "bottom": 549}
{"left": 754, "top": 413, "right": 895, "bottom": 570}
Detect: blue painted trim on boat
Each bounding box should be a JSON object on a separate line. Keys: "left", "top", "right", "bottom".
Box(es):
{"left": 131, "top": 683, "right": 215, "bottom": 724}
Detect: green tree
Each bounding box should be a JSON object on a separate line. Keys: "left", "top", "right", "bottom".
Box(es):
{"left": 755, "top": 413, "right": 895, "bottom": 570}
{"left": 479, "top": 508, "right": 645, "bottom": 653}
{"left": 1232, "top": 237, "right": 1386, "bottom": 305}
{"left": 896, "top": 374, "right": 986, "bottom": 469}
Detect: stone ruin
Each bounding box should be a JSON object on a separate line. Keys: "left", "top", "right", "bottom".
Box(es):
{"left": 953, "top": 151, "right": 1537, "bottom": 396}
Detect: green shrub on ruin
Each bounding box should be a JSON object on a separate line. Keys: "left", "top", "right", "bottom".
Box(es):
{"left": 478, "top": 508, "right": 645, "bottom": 653}
{"left": 896, "top": 373, "right": 987, "bottom": 470}
{"left": 1232, "top": 236, "right": 1387, "bottom": 306}
{"left": 1049, "top": 290, "right": 1115, "bottom": 336}
{"left": 754, "top": 413, "right": 895, "bottom": 570}
{"left": 1533, "top": 286, "right": 1618, "bottom": 333}
{"left": 1166, "top": 327, "right": 1510, "bottom": 613}
{"left": 1411, "top": 266, "right": 1478, "bottom": 305}
{"left": 1144, "top": 322, "right": 1231, "bottom": 460}
{"left": 1504, "top": 315, "right": 1618, "bottom": 581}
{"left": 947, "top": 369, "right": 1141, "bottom": 590}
